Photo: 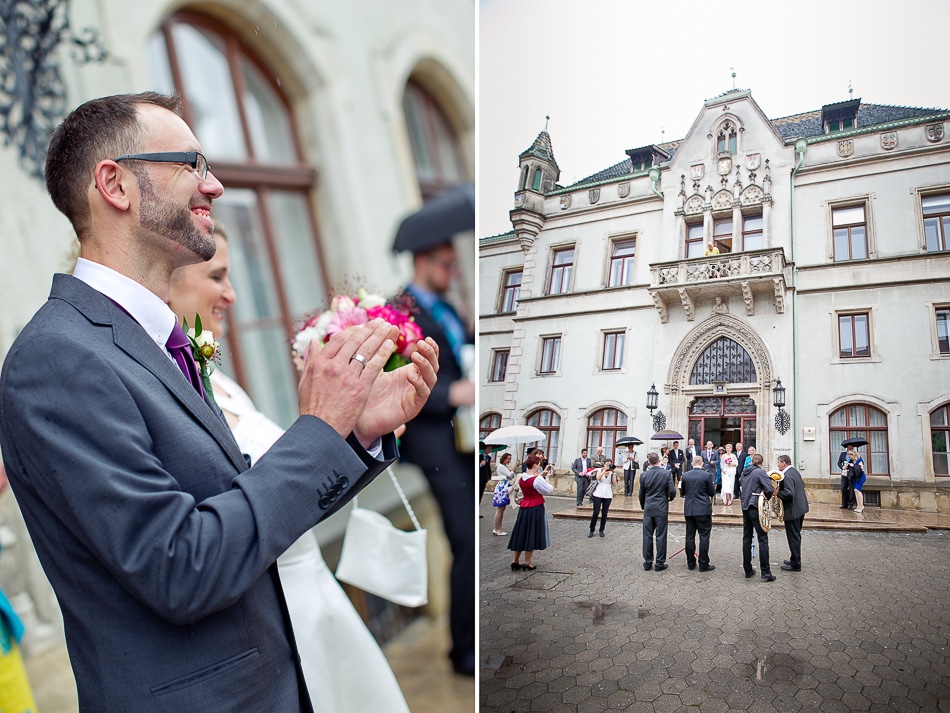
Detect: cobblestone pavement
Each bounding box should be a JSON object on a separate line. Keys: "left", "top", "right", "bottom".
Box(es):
{"left": 480, "top": 496, "right": 950, "bottom": 712}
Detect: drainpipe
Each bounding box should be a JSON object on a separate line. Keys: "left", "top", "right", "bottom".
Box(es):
{"left": 789, "top": 139, "right": 806, "bottom": 468}
{"left": 648, "top": 166, "right": 664, "bottom": 199}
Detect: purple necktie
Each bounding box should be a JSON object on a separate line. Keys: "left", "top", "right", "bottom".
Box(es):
{"left": 166, "top": 322, "right": 205, "bottom": 398}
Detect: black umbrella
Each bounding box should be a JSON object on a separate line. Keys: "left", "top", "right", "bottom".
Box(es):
{"left": 392, "top": 183, "right": 475, "bottom": 254}
{"left": 841, "top": 437, "right": 869, "bottom": 447}
{"left": 615, "top": 436, "right": 644, "bottom": 446}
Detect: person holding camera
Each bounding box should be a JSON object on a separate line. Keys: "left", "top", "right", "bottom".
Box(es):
{"left": 587, "top": 462, "right": 617, "bottom": 538}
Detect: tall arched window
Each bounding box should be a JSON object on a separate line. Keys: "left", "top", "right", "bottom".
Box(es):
{"left": 532, "top": 169, "right": 542, "bottom": 190}
{"left": 587, "top": 408, "right": 628, "bottom": 463}
{"left": 147, "top": 12, "right": 326, "bottom": 427}
{"left": 526, "top": 409, "right": 561, "bottom": 464}
{"left": 690, "top": 338, "right": 757, "bottom": 385}
{"left": 931, "top": 405, "right": 950, "bottom": 476}
{"left": 717, "top": 121, "right": 737, "bottom": 155}
{"left": 403, "top": 79, "right": 467, "bottom": 199}
{"left": 479, "top": 413, "right": 501, "bottom": 443}
{"left": 829, "top": 404, "right": 889, "bottom": 476}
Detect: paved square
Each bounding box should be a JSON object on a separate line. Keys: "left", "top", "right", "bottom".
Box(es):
{"left": 480, "top": 497, "right": 950, "bottom": 712}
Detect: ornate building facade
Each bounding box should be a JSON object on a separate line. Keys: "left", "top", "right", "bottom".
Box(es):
{"left": 480, "top": 89, "right": 950, "bottom": 511}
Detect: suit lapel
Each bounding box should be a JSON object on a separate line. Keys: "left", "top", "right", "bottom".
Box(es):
{"left": 54, "top": 275, "right": 248, "bottom": 473}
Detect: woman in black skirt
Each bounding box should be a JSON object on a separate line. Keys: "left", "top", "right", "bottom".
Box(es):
{"left": 508, "top": 455, "right": 553, "bottom": 570}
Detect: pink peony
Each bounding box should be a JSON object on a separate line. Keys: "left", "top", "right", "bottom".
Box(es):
{"left": 325, "top": 306, "right": 369, "bottom": 339}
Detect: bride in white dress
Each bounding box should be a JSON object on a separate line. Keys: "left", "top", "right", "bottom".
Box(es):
{"left": 169, "top": 228, "right": 410, "bottom": 713}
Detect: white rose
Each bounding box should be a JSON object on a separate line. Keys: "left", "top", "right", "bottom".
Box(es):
{"left": 357, "top": 287, "right": 386, "bottom": 309}
{"left": 330, "top": 295, "right": 356, "bottom": 312}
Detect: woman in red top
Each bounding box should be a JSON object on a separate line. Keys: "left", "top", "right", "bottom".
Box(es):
{"left": 507, "top": 455, "right": 554, "bottom": 571}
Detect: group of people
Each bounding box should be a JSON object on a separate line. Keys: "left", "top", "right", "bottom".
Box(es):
{"left": 661, "top": 439, "right": 758, "bottom": 508}
{"left": 508, "top": 440, "right": 811, "bottom": 582}
{"left": 636, "top": 449, "right": 810, "bottom": 580}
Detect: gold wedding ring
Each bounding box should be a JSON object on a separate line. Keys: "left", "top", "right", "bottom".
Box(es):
{"left": 350, "top": 353, "right": 367, "bottom": 368}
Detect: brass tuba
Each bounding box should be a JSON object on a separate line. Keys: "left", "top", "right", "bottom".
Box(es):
{"left": 757, "top": 470, "right": 785, "bottom": 531}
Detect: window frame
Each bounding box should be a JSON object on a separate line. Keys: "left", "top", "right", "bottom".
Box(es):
{"left": 921, "top": 192, "right": 950, "bottom": 253}
{"left": 548, "top": 247, "right": 575, "bottom": 295}
{"left": 607, "top": 236, "right": 636, "bottom": 287}
{"left": 934, "top": 305, "right": 950, "bottom": 358}
{"left": 830, "top": 201, "right": 871, "bottom": 262}
{"left": 525, "top": 409, "right": 561, "bottom": 464}
{"left": 479, "top": 413, "right": 501, "bottom": 443}
{"left": 931, "top": 404, "right": 950, "bottom": 476}
{"left": 741, "top": 213, "right": 764, "bottom": 251}
{"left": 539, "top": 336, "right": 562, "bottom": 375}
{"left": 153, "top": 11, "right": 325, "bottom": 427}
{"left": 586, "top": 408, "right": 628, "bottom": 464}
{"left": 489, "top": 349, "right": 509, "bottom": 383}
{"left": 685, "top": 221, "right": 705, "bottom": 259}
{"left": 499, "top": 268, "right": 523, "bottom": 313}
{"left": 837, "top": 312, "right": 872, "bottom": 359}
{"left": 712, "top": 216, "right": 733, "bottom": 253}
{"left": 402, "top": 78, "right": 468, "bottom": 200}
{"left": 601, "top": 331, "right": 625, "bottom": 371}
{"left": 829, "top": 404, "right": 889, "bottom": 477}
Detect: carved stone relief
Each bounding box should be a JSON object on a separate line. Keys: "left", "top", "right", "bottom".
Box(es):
{"left": 560, "top": 194, "right": 571, "bottom": 210}
{"left": 618, "top": 182, "right": 630, "bottom": 198}
{"left": 589, "top": 188, "right": 600, "bottom": 204}
{"left": 838, "top": 139, "right": 854, "bottom": 158}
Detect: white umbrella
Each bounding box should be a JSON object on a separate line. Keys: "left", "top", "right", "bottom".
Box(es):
{"left": 483, "top": 425, "right": 545, "bottom": 446}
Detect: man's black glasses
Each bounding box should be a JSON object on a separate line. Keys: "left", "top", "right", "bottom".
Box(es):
{"left": 113, "top": 151, "right": 211, "bottom": 181}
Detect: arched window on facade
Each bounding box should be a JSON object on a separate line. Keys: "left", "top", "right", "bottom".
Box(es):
{"left": 403, "top": 79, "right": 467, "bottom": 200}
{"left": 147, "top": 12, "right": 326, "bottom": 428}
{"left": 690, "top": 338, "right": 757, "bottom": 385}
{"left": 717, "top": 121, "right": 737, "bottom": 155}
{"left": 532, "top": 169, "right": 542, "bottom": 191}
{"left": 587, "top": 408, "right": 628, "bottom": 464}
{"left": 931, "top": 404, "right": 950, "bottom": 476}
{"left": 526, "top": 409, "right": 561, "bottom": 464}
{"left": 479, "top": 413, "right": 501, "bottom": 443}
{"left": 829, "top": 404, "right": 890, "bottom": 476}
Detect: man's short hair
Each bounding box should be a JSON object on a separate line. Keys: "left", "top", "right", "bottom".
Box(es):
{"left": 672, "top": 441, "right": 679, "bottom": 446}
{"left": 777, "top": 455, "right": 792, "bottom": 466}
{"left": 45, "top": 92, "right": 183, "bottom": 237}
{"left": 581, "top": 449, "right": 587, "bottom": 453}
{"left": 647, "top": 453, "right": 660, "bottom": 465}
{"left": 752, "top": 454, "right": 764, "bottom": 466}
{"left": 692, "top": 456, "right": 704, "bottom": 467}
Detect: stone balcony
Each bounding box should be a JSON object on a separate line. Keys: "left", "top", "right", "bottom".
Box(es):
{"left": 648, "top": 248, "right": 790, "bottom": 323}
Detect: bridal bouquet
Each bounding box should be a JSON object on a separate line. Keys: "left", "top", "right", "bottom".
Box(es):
{"left": 292, "top": 287, "right": 423, "bottom": 371}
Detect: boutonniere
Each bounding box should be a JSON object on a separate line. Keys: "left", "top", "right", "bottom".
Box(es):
{"left": 182, "top": 314, "right": 221, "bottom": 403}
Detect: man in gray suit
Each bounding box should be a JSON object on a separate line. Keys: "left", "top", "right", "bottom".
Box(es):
{"left": 638, "top": 452, "right": 676, "bottom": 571}
{"left": 0, "top": 93, "right": 438, "bottom": 712}
{"left": 571, "top": 448, "right": 593, "bottom": 506}
{"left": 680, "top": 456, "right": 716, "bottom": 572}
{"left": 775, "top": 455, "right": 810, "bottom": 572}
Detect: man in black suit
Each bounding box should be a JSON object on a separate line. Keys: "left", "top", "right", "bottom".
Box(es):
{"left": 681, "top": 456, "right": 716, "bottom": 572}
{"left": 739, "top": 454, "right": 776, "bottom": 582}
{"left": 775, "top": 455, "right": 810, "bottom": 571}
{"left": 638, "top": 453, "right": 676, "bottom": 571}
{"left": 733, "top": 442, "right": 747, "bottom": 499}
{"left": 571, "top": 448, "right": 593, "bottom": 506}
{"left": 396, "top": 235, "right": 476, "bottom": 675}
{"left": 667, "top": 440, "right": 685, "bottom": 489}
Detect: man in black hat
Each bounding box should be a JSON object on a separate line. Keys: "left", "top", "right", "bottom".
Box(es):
{"left": 394, "top": 233, "right": 475, "bottom": 676}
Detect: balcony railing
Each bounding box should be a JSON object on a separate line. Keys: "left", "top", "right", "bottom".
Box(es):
{"left": 648, "top": 248, "right": 789, "bottom": 322}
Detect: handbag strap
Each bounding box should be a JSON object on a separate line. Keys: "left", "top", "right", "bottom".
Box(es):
{"left": 352, "top": 468, "right": 423, "bottom": 532}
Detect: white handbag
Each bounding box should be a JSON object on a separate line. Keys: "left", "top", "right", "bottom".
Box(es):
{"left": 335, "top": 469, "right": 428, "bottom": 607}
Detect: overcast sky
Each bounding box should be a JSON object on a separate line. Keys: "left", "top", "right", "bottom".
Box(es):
{"left": 478, "top": 0, "right": 950, "bottom": 238}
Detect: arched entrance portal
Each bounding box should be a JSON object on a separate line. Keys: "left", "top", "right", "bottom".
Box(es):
{"left": 665, "top": 314, "right": 774, "bottom": 453}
